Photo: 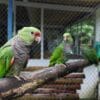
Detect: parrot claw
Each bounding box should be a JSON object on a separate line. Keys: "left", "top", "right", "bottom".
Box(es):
{"left": 14, "top": 75, "right": 22, "bottom": 81}
{"left": 14, "top": 75, "right": 27, "bottom": 81}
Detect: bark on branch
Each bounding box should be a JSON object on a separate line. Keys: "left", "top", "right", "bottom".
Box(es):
{"left": 0, "top": 59, "right": 90, "bottom": 99}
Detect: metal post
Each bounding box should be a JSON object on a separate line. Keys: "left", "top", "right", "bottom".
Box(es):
{"left": 95, "top": 8, "right": 100, "bottom": 99}
{"left": 13, "top": 0, "right": 16, "bottom": 36}
{"left": 41, "top": 8, "right": 44, "bottom": 60}
{"left": 7, "top": 0, "right": 13, "bottom": 40}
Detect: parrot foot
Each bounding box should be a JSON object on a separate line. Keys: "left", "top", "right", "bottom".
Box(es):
{"left": 14, "top": 75, "right": 27, "bottom": 81}
{"left": 14, "top": 75, "right": 22, "bottom": 81}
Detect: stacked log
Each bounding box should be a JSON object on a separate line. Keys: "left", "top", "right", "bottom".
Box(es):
{"left": 0, "top": 59, "right": 90, "bottom": 99}
{"left": 19, "top": 73, "right": 85, "bottom": 100}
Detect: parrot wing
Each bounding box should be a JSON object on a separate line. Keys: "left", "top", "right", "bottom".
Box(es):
{"left": 49, "top": 43, "right": 64, "bottom": 67}
{"left": 81, "top": 46, "right": 99, "bottom": 65}
{"left": 0, "top": 46, "right": 14, "bottom": 77}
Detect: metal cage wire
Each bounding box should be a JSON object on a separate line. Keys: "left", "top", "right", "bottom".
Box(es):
{"left": 0, "top": 0, "right": 99, "bottom": 59}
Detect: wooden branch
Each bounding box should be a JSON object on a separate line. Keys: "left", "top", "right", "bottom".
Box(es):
{"left": 33, "top": 87, "right": 76, "bottom": 94}
{"left": 0, "top": 59, "right": 90, "bottom": 99}
{"left": 64, "top": 73, "right": 85, "bottom": 78}
{"left": 19, "top": 93, "right": 79, "bottom": 100}
{"left": 42, "top": 84, "right": 81, "bottom": 90}
{"left": 20, "top": 59, "right": 89, "bottom": 80}
{"left": 0, "top": 78, "right": 45, "bottom": 99}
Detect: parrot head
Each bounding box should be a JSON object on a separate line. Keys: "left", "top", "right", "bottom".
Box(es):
{"left": 63, "top": 33, "right": 73, "bottom": 43}
{"left": 18, "top": 27, "right": 41, "bottom": 45}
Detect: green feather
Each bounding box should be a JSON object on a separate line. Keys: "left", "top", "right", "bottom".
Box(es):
{"left": 81, "top": 45, "right": 98, "bottom": 65}
{"left": 49, "top": 43, "right": 64, "bottom": 67}
{"left": 49, "top": 42, "right": 70, "bottom": 67}
{"left": 49, "top": 33, "right": 73, "bottom": 67}
{"left": 18, "top": 27, "right": 41, "bottom": 45}
{"left": 0, "top": 46, "right": 14, "bottom": 77}
{"left": 0, "top": 27, "right": 41, "bottom": 77}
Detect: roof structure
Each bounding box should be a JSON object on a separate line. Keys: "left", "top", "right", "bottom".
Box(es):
{"left": 14, "top": 0, "right": 100, "bottom": 26}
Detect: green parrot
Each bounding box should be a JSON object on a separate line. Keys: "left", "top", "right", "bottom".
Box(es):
{"left": 49, "top": 33, "right": 73, "bottom": 67}
{"left": 80, "top": 30, "right": 99, "bottom": 66}
{"left": 78, "top": 25, "right": 99, "bottom": 65}
{"left": 0, "top": 27, "right": 41, "bottom": 78}
{"left": 80, "top": 44, "right": 99, "bottom": 65}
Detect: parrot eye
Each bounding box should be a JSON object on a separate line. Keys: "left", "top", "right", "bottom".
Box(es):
{"left": 31, "top": 32, "right": 34, "bottom": 34}
{"left": 34, "top": 32, "right": 41, "bottom": 37}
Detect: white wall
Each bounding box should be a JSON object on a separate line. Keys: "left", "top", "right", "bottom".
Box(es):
{"left": 95, "top": 7, "right": 100, "bottom": 42}
{"left": 77, "top": 65, "right": 99, "bottom": 99}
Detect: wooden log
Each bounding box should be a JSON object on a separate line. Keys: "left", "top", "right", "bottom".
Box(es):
{"left": 24, "top": 66, "right": 48, "bottom": 71}
{"left": 53, "top": 78, "right": 83, "bottom": 84}
{"left": 18, "top": 93, "right": 79, "bottom": 100}
{"left": 33, "top": 88, "right": 76, "bottom": 94}
{"left": 42, "top": 84, "right": 80, "bottom": 90}
{"left": 20, "top": 59, "right": 89, "bottom": 80}
{"left": 64, "top": 73, "right": 85, "bottom": 78}
{"left": 0, "top": 59, "right": 89, "bottom": 99}
{"left": 0, "top": 78, "right": 45, "bottom": 99}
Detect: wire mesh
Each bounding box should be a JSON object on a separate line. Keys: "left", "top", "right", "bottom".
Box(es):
{"left": 0, "top": 0, "right": 100, "bottom": 99}
{"left": 16, "top": 6, "right": 41, "bottom": 59}
{"left": 0, "top": 4, "right": 8, "bottom": 47}
{"left": 0, "top": 0, "right": 100, "bottom": 59}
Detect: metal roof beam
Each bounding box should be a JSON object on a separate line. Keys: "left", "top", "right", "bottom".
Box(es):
{"left": 15, "top": 1, "right": 94, "bottom": 12}
{"left": 0, "top": 0, "right": 94, "bottom": 12}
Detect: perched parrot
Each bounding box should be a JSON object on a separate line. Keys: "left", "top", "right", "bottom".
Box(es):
{"left": 49, "top": 33, "right": 73, "bottom": 67}
{"left": 79, "top": 31, "right": 99, "bottom": 66}
{"left": 80, "top": 44, "right": 99, "bottom": 65}
{"left": 0, "top": 27, "right": 41, "bottom": 78}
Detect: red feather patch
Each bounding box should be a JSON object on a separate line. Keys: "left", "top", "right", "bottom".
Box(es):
{"left": 34, "top": 32, "right": 41, "bottom": 37}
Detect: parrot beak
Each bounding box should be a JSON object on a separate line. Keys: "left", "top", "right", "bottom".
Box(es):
{"left": 36, "top": 36, "right": 41, "bottom": 43}
{"left": 63, "top": 35, "right": 69, "bottom": 41}
{"left": 63, "top": 37, "right": 67, "bottom": 41}
{"left": 34, "top": 32, "right": 41, "bottom": 43}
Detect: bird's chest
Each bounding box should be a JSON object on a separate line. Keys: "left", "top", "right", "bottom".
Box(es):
{"left": 64, "top": 43, "right": 72, "bottom": 53}
{"left": 12, "top": 41, "right": 30, "bottom": 64}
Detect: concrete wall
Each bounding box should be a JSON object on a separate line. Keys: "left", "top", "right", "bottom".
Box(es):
{"left": 95, "top": 7, "right": 100, "bottom": 42}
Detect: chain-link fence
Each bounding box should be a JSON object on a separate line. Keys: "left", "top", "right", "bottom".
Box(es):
{"left": 0, "top": 3, "right": 7, "bottom": 47}
{"left": 0, "top": 0, "right": 99, "bottom": 59}
{"left": 16, "top": 1, "right": 100, "bottom": 59}
{"left": 16, "top": 6, "right": 41, "bottom": 59}
{"left": 0, "top": 0, "right": 100, "bottom": 99}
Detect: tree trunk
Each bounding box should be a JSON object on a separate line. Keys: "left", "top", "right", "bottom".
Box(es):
{"left": 0, "top": 59, "right": 90, "bottom": 99}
